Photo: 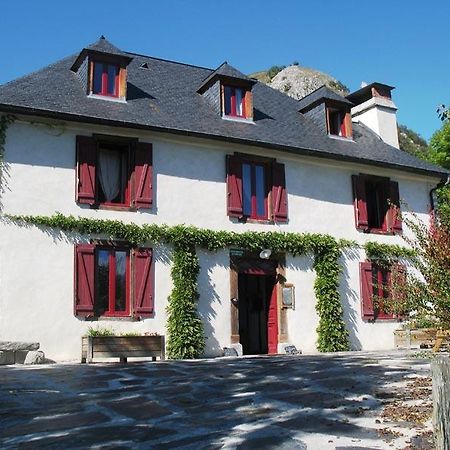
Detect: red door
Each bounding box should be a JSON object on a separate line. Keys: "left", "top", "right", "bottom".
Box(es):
{"left": 267, "top": 281, "right": 278, "bottom": 354}
{"left": 238, "top": 272, "right": 278, "bottom": 355}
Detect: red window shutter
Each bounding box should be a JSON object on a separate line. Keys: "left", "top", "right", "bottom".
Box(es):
{"left": 226, "top": 155, "right": 243, "bottom": 217}
{"left": 360, "top": 261, "right": 374, "bottom": 320}
{"left": 76, "top": 136, "right": 97, "bottom": 204}
{"left": 352, "top": 175, "right": 368, "bottom": 231}
{"left": 133, "top": 142, "right": 153, "bottom": 209}
{"left": 74, "top": 244, "right": 95, "bottom": 317}
{"left": 133, "top": 248, "right": 154, "bottom": 318}
{"left": 388, "top": 180, "right": 402, "bottom": 233}
{"left": 272, "top": 162, "right": 288, "bottom": 223}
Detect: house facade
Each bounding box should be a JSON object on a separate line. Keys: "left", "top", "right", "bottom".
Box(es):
{"left": 0, "top": 38, "right": 447, "bottom": 361}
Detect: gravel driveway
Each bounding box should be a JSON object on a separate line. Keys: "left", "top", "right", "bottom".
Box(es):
{"left": 0, "top": 351, "right": 433, "bottom": 449}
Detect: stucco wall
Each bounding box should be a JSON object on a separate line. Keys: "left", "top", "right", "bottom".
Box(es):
{"left": 0, "top": 118, "right": 439, "bottom": 360}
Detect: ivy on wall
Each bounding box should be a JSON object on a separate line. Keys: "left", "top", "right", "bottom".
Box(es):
{"left": 0, "top": 115, "right": 15, "bottom": 204}
{"left": 363, "top": 241, "right": 416, "bottom": 264}
{"left": 6, "top": 213, "right": 352, "bottom": 357}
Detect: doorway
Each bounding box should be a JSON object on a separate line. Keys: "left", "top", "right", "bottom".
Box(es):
{"left": 238, "top": 272, "right": 278, "bottom": 355}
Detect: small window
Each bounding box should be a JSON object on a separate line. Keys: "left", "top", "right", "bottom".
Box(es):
{"left": 365, "top": 178, "right": 389, "bottom": 231}
{"left": 352, "top": 174, "right": 402, "bottom": 234}
{"left": 95, "top": 247, "right": 130, "bottom": 317}
{"left": 76, "top": 136, "right": 153, "bottom": 210}
{"left": 328, "top": 109, "right": 346, "bottom": 136}
{"left": 97, "top": 142, "right": 130, "bottom": 206}
{"left": 360, "top": 261, "right": 406, "bottom": 321}
{"left": 224, "top": 86, "right": 246, "bottom": 118}
{"left": 226, "top": 154, "right": 288, "bottom": 223}
{"left": 75, "top": 243, "right": 154, "bottom": 319}
{"left": 242, "top": 162, "right": 268, "bottom": 219}
{"left": 92, "top": 62, "right": 119, "bottom": 97}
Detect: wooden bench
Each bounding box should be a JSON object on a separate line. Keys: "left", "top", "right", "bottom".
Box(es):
{"left": 81, "top": 335, "right": 165, "bottom": 363}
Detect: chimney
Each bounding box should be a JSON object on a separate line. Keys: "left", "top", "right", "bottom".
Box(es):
{"left": 346, "top": 82, "right": 399, "bottom": 148}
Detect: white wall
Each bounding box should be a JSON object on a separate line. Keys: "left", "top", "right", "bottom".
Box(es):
{"left": 0, "top": 118, "right": 440, "bottom": 359}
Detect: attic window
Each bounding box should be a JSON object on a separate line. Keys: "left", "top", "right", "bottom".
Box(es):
{"left": 327, "top": 107, "right": 352, "bottom": 138}
{"left": 93, "top": 62, "right": 119, "bottom": 97}
{"left": 221, "top": 85, "right": 253, "bottom": 120}
{"left": 224, "top": 86, "right": 246, "bottom": 118}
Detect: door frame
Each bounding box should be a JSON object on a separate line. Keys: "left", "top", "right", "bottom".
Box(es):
{"left": 229, "top": 252, "right": 288, "bottom": 352}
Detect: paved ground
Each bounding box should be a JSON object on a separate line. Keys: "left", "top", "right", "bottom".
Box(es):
{"left": 0, "top": 351, "right": 434, "bottom": 449}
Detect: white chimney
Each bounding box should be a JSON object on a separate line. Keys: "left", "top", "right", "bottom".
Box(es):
{"left": 347, "top": 83, "right": 399, "bottom": 148}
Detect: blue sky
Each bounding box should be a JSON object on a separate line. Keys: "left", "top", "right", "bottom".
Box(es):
{"left": 0, "top": 0, "right": 448, "bottom": 140}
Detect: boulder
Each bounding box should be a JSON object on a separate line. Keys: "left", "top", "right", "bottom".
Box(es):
{"left": 0, "top": 350, "right": 15, "bottom": 365}
{"left": 0, "top": 341, "right": 40, "bottom": 351}
{"left": 24, "top": 351, "right": 46, "bottom": 365}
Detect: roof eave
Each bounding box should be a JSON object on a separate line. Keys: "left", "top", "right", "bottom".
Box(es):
{"left": 0, "top": 103, "right": 447, "bottom": 180}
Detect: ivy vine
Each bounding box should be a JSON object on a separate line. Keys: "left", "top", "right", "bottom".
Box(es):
{"left": 0, "top": 115, "right": 15, "bottom": 205}
{"left": 363, "top": 241, "right": 416, "bottom": 265}
{"left": 7, "top": 213, "right": 352, "bottom": 357}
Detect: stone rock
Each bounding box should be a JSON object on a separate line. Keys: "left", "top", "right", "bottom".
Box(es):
{"left": 14, "top": 350, "right": 29, "bottom": 364}
{"left": 223, "top": 347, "right": 238, "bottom": 357}
{"left": 0, "top": 351, "right": 15, "bottom": 365}
{"left": 0, "top": 341, "right": 39, "bottom": 351}
{"left": 24, "top": 350, "right": 46, "bottom": 365}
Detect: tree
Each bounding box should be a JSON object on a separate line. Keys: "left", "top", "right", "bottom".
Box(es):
{"left": 428, "top": 120, "right": 450, "bottom": 170}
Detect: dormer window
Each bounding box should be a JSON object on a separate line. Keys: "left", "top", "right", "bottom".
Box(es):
{"left": 70, "top": 37, "right": 133, "bottom": 102}
{"left": 93, "top": 62, "right": 120, "bottom": 97}
{"left": 326, "top": 106, "right": 352, "bottom": 138}
{"left": 224, "top": 86, "right": 246, "bottom": 118}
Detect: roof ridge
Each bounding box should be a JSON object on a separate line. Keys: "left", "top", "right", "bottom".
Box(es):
{"left": 123, "top": 51, "right": 214, "bottom": 72}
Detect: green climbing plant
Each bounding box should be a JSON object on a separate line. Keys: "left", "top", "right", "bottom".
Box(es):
{"left": 7, "top": 212, "right": 354, "bottom": 356}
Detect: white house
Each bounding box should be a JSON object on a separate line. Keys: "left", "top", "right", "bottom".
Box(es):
{"left": 0, "top": 37, "right": 447, "bottom": 361}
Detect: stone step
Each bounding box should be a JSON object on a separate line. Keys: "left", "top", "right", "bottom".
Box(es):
{"left": 0, "top": 341, "right": 40, "bottom": 351}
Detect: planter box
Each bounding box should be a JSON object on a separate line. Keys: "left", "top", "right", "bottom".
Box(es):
{"left": 81, "top": 335, "right": 165, "bottom": 363}
{"left": 394, "top": 328, "right": 437, "bottom": 349}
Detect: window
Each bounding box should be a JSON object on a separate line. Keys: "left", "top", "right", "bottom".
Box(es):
{"left": 226, "top": 154, "right": 288, "bottom": 222}
{"left": 95, "top": 247, "right": 130, "bottom": 317}
{"left": 76, "top": 136, "right": 153, "bottom": 210}
{"left": 242, "top": 162, "right": 267, "bottom": 219}
{"left": 360, "top": 261, "right": 406, "bottom": 321}
{"left": 224, "top": 86, "right": 246, "bottom": 118}
{"left": 327, "top": 107, "right": 352, "bottom": 138}
{"left": 352, "top": 174, "right": 402, "bottom": 234}
{"left": 75, "top": 244, "right": 154, "bottom": 319}
{"left": 92, "top": 62, "right": 119, "bottom": 97}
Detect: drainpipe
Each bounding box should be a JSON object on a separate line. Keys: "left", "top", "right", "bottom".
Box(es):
{"left": 430, "top": 175, "right": 450, "bottom": 211}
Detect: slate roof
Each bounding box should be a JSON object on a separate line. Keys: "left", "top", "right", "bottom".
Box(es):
{"left": 198, "top": 62, "right": 256, "bottom": 92}
{"left": 298, "top": 85, "right": 353, "bottom": 112}
{"left": 0, "top": 38, "right": 447, "bottom": 179}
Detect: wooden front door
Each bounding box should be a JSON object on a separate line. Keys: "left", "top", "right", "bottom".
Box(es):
{"left": 238, "top": 273, "right": 278, "bottom": 355}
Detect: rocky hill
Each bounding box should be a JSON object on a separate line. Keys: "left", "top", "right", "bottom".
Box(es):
{"left": 250, "top": 64, "right": 428, "bottom": 155}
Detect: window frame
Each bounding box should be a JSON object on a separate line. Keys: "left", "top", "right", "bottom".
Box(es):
{"left": 371, "top": 264, "right": 395, "bottom": 320}
{"left": 365, "top": 177, "right": 390, "bottom": 233}
{"left": 223, "top": 85, "right": 247, "bottom": 118}
{"left": 95, "top": 141, "right": 132, "bottom": 208}
{"left": 94, "top": 244, "right": 131, "bottom": 318}
{"left": 92, "top": 61, "right": 120, "bottom": 98}
{"left": 241, "top": 157, "right": 269, "bottom": 221}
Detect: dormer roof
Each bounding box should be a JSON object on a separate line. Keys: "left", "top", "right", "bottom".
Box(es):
{"left": 198, "top": 62, "right": 256, "bottom": 93}
{"left": 298, "top": 85, "right": 353, "bottom": 113}
{"left": 70, "top": 36, "right": 133, "bottom": 72}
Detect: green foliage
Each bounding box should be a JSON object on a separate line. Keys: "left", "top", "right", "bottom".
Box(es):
{"left": 267, "top": 65, "right": 286, "bottom": 80}
{"left": 436, "top": 185, "right": 450, "bottom": 229}
{"left": 328, "top": 80, "right": 350, "bottom": 95}
{"left": 364, "top": 242, "right": 416, "bottom": 264}
{"left": 166, "top": 244, "right": 204, "bottom": 359}
{"left": 86, "top": 326, "right": 115, "bottom": 337}
{"left": 0, "top": 115, "right": 15, "bottom": 204}
{"left": 429, "top": 120, "right": 450, "bottom": 169}
{"left": 8, "top": 213, "right": 351, "bottom": 354}
{"left": 398, "top": 124, "right": 428, "bottom": 157}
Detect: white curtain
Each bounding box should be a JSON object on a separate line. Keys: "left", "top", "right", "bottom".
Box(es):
{"left": 98, "top": 149, "right": 121, "bottom": 202}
